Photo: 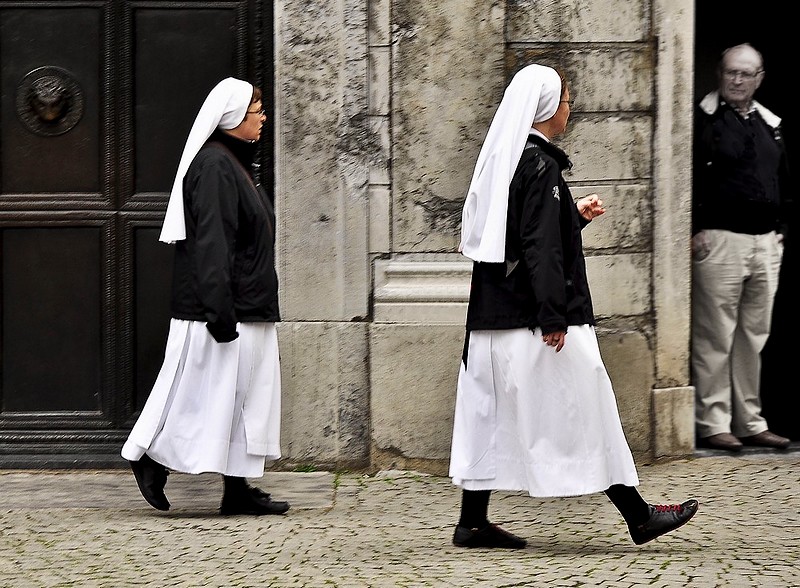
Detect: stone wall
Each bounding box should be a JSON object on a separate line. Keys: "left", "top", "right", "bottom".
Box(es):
{"left": 273, "top": 0, "right": 695, "bottom": 473}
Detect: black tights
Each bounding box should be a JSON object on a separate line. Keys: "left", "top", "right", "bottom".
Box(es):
{"left": 223, "top": 475, "right": 249, "bottom": 494}
{"left": 604, "top": 484, "right": 650, "bottom": 525}
{"left": 458, "top": 485, "right": 650, "bottom": 528}
{"left": 458, "top": 489, "right": 491, "bottom": 529}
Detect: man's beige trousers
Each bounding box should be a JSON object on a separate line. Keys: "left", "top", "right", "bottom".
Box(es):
{"left": 691, "top": 229, "right": 783, "bottom": 438}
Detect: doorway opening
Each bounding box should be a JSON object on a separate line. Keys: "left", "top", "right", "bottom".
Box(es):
{"left": 693, "top": 1, "right": 797, "bottom": 440}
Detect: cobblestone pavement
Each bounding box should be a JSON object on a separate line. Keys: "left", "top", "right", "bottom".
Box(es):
{"left": 1, "top": 447, "right": 799, "bottom": 588}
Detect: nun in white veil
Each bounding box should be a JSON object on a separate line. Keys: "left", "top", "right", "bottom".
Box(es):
{"left": 448, "top": 64, "right": 698, "bottom": 549}
{"left": 121, "top": 77, "right": 289, "bottom": 516}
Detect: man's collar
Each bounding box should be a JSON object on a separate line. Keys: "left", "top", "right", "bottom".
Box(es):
{"left": 699, "top": 90, "right": 782, "bottom": 128}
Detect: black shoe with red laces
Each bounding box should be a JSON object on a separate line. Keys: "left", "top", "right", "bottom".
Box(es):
{"left": 629, "top": 499, "right": 699, "bottom": 545}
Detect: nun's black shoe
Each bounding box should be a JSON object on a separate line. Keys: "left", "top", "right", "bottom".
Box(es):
{"left": 220, "top": 488, "right": 290, "bottom": 516}
{"left": 629, "top": 499, "right": 699, "bottom": 545}
{"left": 452, "top": 523, "right": 527, "bottom": 549}
{"left": 129, "top": 454, "right": 170, "bottom": 511}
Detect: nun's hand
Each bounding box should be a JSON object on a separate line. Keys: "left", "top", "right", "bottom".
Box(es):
{"left": 577, "top": 194, "right": 606, "bottom": 221}
{"left": 542, "top": 330, "right": 566, "bottom": 352}
{"left": 206, "top": 320, "right": 239, "bottom": 343}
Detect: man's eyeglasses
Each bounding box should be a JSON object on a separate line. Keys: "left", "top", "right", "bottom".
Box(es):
{"left": 247, "top": 109, "right": 265, "bottom": 117}
{"left": 722, "top": 69, "right": 762, "bottom": 81}
{"left": 560, "top": 99, "right": 574, "bottom": 108}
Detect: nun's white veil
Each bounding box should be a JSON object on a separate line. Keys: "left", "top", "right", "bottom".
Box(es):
{"left": 159, "top": 77, "right": 254, "bottom": 243}
{"left": 459, "top": 64, "right": 562, "bottom": 262}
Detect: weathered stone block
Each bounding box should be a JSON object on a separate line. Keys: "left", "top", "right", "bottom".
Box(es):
{"left": 562, "top": 115, "right": 653, "bottom": 181}
{"left": 573, "top": 184, "right": 652, "bottom": 252}
{"left": 370, "top": 324, "right": 463, "bottom": 468}
{"left": 508, "top": 47, "right": 654, "bottom": 111}
{"left": 369, "top": 115, "right": 390, "bottom": 185}
{"left": 369, "top": 47, "right": 390, "bottom": 115}
{"left": 392, "top": 0, "right": 505, "bottom": 252}
{"left": 369, "top": 0, "right": 390, "bottom": 45}
{"left": 597, "top": 328, "right": 654, "bottom": 455}
{"left": 586, "top": 253, "right": 651, "bottom": 317}
{"left": 507, "top": 0, "right": 650, "bottom": 42}
{"left": 369, "top": 186, "right": 391, "bottom": 253}
{"left": 275, "top": 0, "right": 370, "bottom": 320}
{"left": 653, "top": 386, "right": 695, "bottom": 457}
{"left": 278, "top": 322, "right": 370, "bottom": 468}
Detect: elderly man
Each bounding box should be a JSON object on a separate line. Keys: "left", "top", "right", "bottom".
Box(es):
{"left": 692, "top": 43, "right": 793, "bottom": 452}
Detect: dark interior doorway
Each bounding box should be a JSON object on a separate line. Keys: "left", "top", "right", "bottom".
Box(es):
{"left": 694, "top": 2, "right": 798, "bottom": 440}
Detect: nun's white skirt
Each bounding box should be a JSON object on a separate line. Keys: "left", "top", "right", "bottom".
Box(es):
{"left": 449, "top": 325, "right": 639, "bottom": 497}
{"left": 121, "top": 319, "right": 281, "bottom": 478}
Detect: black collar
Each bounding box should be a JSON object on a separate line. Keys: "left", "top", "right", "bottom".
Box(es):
{"left": 527, "top": 132, "right": 572, "bottom": 171}
{"left": 207, "top": 128, "right": 257, "bottom": 169}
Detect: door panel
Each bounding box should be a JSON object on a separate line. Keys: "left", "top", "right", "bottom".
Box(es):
{"left": 131, "top": 223, "right": 173, "bottom": 413}
{"left": 0, "top": 0, "right": 269, "bottom": 466}
{"left": 2, "top": 227, "right": 103, "bottom": 411}
{"left": 132, "top": 6, "right": 243, "bottom": 193}
{"left": 0, "top": 6, "right": 104, "bottom": 196}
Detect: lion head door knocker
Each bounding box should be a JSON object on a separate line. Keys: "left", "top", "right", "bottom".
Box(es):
{"left": 16, "top": 66, "right": 85, "bottom": 136}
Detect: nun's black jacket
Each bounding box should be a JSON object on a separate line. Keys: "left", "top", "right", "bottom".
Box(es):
{"left": 170, "top": 131, "right": 280, "bottom": 343}
{"left": 465, "top": 133, "right": 595, "bottom": 335}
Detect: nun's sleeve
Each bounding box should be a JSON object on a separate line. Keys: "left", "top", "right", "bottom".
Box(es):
{"left": 186, "top": 157, "right": 240, "bottom": 342}
{"left": 518, "top": 157, "right": 567, "bottom": 334}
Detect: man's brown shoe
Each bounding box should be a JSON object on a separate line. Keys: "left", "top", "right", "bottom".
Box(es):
{"left": 698, "top": 432, "right": 743, "bottom": 452}
{"left": 740, "top": 430, "right": 791, "bottom": 449}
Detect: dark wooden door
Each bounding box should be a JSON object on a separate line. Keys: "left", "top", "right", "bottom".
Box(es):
{"left": 0, "top": 0, "right": 271, "bottom": 466}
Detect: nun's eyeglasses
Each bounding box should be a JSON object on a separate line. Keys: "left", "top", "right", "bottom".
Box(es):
{"left": 560, "top": 99, "right": 574, "bottom": 108}
{"left": 247, "top": 109, "right": 265, "bottom": 117}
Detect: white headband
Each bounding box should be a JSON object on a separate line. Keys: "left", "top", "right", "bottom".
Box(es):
{"left": 159, "top": 77, "right": 254, "bottom": 243}
{"left": 459, "top": 64, "right": 562, "bottom": 262}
